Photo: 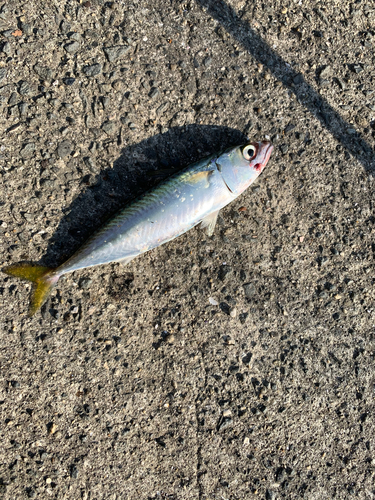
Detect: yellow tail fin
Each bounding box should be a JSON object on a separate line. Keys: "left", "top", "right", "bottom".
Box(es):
{"left": 2, "top": 263, "right": 59, "bottom": 316}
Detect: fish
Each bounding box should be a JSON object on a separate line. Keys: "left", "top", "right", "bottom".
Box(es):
{"left": 2, "top": 140, "right": 273, "bottom": 316}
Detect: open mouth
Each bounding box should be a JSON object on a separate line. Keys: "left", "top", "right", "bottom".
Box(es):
{"left": 255, "top": 142, "right": 274, "bottom": 171}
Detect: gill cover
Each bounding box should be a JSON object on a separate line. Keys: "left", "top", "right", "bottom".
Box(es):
{"left": 215, "top": 142, "right": 270, "bottom": 196}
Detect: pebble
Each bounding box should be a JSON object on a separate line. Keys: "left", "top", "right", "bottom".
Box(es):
{"left": 20, "top": 143, "right": 35, "bottom": 158}
{"left": 64, "top": 41, "right": 80, "bottom": 54}
{"left": 20, "top": 22, "right": 32, "bottom": 36}
{"left": 101, "top": 121, "right": 117, "bottom": 134}
{"left": 57, "top": 140, "right": 73, "bottom": 158}
{"left": 230, "top": 307, "right": 237, "bottom": 318}
{"left": 33, "top": 63, "right": 52, "bottom": 81}
{"left": 208, "top": 297, "right": 218, "bottom": 306}
{"left": 18, "top": 102, "right": 27, "bottom": 115}
{"left": 69, "top": 32, "right": 81, "bottom": 42}
{"left": 63, "top": 77, "right": 75, "bottom": 86}
{"left": 243, "top": 282, "right": 256, "bottom": 298}
{"left": 2, "top": 29, "right": 14, "bottom": 37}
{"left": 83, "top": 63, "right": 102, "bottom": 77}
{"left": 79, "top": 278, "right": 92, "bottom": 289}
{"left": 60, "top": 20, "right": 71, "bottom": 34}
{"left": 1, "top": 41, "right": 10, "bottom": 55}
{"left": 218, "top": 418, "right": 233, "bottom": 430}
{"left": 8, "top": 92, "right": 17, "bottom": 105}
{"left": 0, "top": 67, "right": 6, "bottom": 82}
{"left": 19, "top": 81, "right": 31, "bottom": 96}
{"left": 149, "top": 87, "right": 160, "bottom": 99}
{"left": 280, "top": 144, "right": 288, "bottom": 154}
{"left": 352, "top": 64, "right": 363, "bottom": 73}
{"left": 156, "top": 102, "right": 169, "bottom": 116}
{"left": 104, "top": 45, "right": 130, "bottom": 62}
{"left": 70, "top": 465, "right": 79, "bottom": 479}
{"left": 266, "top": 490, "right": 277, "bottom": 500}
{"left": 319, "top": 65, "right": 332, "bottom": 79}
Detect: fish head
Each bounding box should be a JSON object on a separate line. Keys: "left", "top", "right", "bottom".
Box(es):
{"left": 216, "top": 141, "right": 273, "bottom": 196}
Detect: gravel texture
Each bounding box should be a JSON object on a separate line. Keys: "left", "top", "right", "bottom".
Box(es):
{"left": 0, "top": 0, "right": 375, "bottom": 499}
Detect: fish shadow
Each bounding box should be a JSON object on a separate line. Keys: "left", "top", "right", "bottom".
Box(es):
{"left": 40, "top": 124, "right": 248, "bottom": 268}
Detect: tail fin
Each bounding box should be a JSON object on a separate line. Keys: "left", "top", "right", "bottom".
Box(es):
{"left": 2, "top": 263, "right": 59, "bottom": 316}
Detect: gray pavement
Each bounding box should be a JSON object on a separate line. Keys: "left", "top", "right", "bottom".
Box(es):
{"left": 0, "top": 0, "right": 375, "bottom": 499}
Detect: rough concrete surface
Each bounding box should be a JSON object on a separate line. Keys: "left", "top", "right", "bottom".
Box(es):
{"left": 0, "top": 0, "right": 375, "bottom": 499}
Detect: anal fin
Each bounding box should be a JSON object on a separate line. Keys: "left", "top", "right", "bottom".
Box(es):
{"left": 200, "top": 210, "right": 220, "bottom": 237}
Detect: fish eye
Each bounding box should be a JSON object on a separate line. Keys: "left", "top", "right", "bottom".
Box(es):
{"left": 243, "top": 145, "right": 256, "bottom": 160}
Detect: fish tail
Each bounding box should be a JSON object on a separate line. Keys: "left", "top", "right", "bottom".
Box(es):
{"left": 2, "top": 263, "right": 60, "bottom": 316}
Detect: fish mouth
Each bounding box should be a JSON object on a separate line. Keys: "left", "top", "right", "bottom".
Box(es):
{"left": 254, "top": 141, "right": 273, "bottom": 172}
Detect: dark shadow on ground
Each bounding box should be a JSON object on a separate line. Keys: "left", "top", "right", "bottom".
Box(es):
{"left": 195, "top": 0, "right": 375, "bottom": 175}
{"left": 40, "top": 125, "right": 247, "bottom": 268}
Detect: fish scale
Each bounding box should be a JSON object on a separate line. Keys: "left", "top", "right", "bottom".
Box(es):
{"left": 2, "top": 140, "right": 273, "bottom": 315}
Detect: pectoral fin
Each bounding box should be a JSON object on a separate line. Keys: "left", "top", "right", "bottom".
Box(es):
{"left": 200, "top": 210, "right": 220, "bottom": 236}
{"left": 187, "top": 170, "right": 213, "bottom": 188}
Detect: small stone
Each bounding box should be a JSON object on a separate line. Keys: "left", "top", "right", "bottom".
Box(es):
{"left": 266, "top": 490, "right": 277, "bottom": 500}
{"left": 243, "top": 282, "right": 256, "bottom": 298}
{"left": 18, "top": 102, "right": 28, "bottom": 115}
{"left": 70, "top": 465, "right": 79, "bottom": 479}
{"left": 352, "top": 64, "right": 363, "bottom": 73}
{"left": 101, "top": 121, "right": 117, "bottom": 134}
{"left": 223, "top": 409, "right": 232, "bottom": 417}
{"left": 20, "top": 23, "right": 32, "bottom": 36}
{"left": 335, "top": 77, "right": 346, "bottom": 90}
{"left": 0, "top": 67, "right": 6, "bottom": 82}
{"left": 208, "top": 297, "right": 218, "bottom": 306}
{"left": 63, "top": 77, "right": 75, "bottom": 86}
{"left": 33, "top": 63, "right": 52, "bottom": 81}
{"left": 20, "top": 143, "right": 35, "bottom": 158}
{"left": 284, "top": 123, "right": 295, "bottom": 134}
{"left": 203, "top": 56, "right": 212, "bottom": 67}
{"left": 280, "top": 144, "right": 288, "bottom": 154}
{"left": 48, "top": 422, "right": 58, "bottom": 434}
{"left": 243, "top": 437, "right": 250, "bottom": 446}
{"left": 69, "top": 32, "right": 81, "bottom": 42}
{"left": 19, "top": 81, "right": 31, "bottom": 96}
{"left": 83, "top": 63, "right": 102, "bottom": 77}
{"left": 149, "top": 87, "right": 160, "bottom": 99}
{"left": 60, "top": 20, "right": 71, "bottom": 34}
{"left": 10, "top": 380, "right": 20, "bottom": 388}
{"left": 156, "top": 102, "right": 169, "bottom": 116}
{"left": 319, "top": 79, "right": 330, "bottom": 87}
{"left": 230, "top": 307, "right": 237, "bottom": 318}
{"left": 8, "top": 92, "right": 17, "bottom": 105}
{"left": 79, "top": 278, "right": 92, "bottom": 289}
{"left": 319, "top": 65, "right": 332, "bottom": 79}
{"left": 2, "top": 41, "right": 11, "bottom": 55}
{"left": 57, "top": 140, "right": 73, "bottom": 158}
{"left": 104, "top": 45, "right": 131, "bottom": 62}
{"left": 112, "top": 79, "right": 124, "bottom": 90}
{"left": 64, "top": 41, "right": 80, "bottom": 54}
{"left": 218, "top": 418, "right": 232, "bottom": 430}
